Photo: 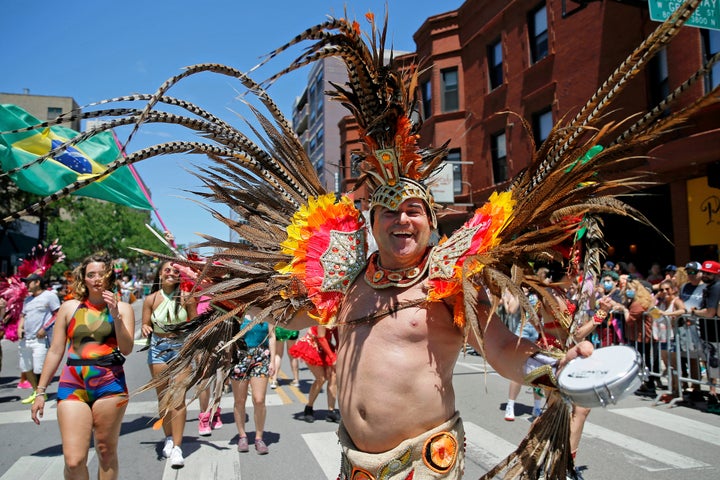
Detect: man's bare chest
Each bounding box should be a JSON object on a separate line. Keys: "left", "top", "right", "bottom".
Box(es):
{"left": 337, "top": 279, "right": 428, "bottom": 325}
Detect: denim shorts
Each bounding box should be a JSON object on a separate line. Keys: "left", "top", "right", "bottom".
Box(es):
{"left": 515, "top": 320, "right": 540, "bottom": 343}
{"left": 147, "top": 334, "right": 184, "bottom": 365}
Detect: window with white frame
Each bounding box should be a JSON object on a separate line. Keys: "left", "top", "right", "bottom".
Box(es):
{"left": 447, "top": 150, "right": 463, "bottom": 194}
{"left": 532, "top": 108, "right": 553, "bottom": 145}
{"left": 490, "top": 131, "right": 507, "bottom": 183}
{"left": 488, "top": 38, "right": 503, "bottom": 90}
{"left": 421, "top": 78, "right": 432, "bottom": 119}
{"left": 441, "top": 68, "right": 459, "bottom": 113}
{"left": 703, "top": 29, "right": 720, "bottom": 91}
{"left": 47, "top": 107, "right": 62, "bottom": 120}
{"left": 529, "top": 3, "right": 548, "bottom": 64}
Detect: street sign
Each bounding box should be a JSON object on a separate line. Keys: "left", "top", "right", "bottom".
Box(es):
{"left": 648, "top": 1, "right": 720, "bottom": 31}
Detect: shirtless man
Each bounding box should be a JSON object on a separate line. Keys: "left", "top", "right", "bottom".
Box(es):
{"left": 291, "top": 195, "right": 594, "bottom": 479}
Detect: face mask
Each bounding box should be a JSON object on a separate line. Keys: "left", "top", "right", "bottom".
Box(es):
{"left": 528, "top": 294, "right": 538, "bottom": 307}
{"left": 602, "top": 281, "right": 613, "bottom": 292}
{"left": 626, "top": 290, "right": 635, "bottom": 299}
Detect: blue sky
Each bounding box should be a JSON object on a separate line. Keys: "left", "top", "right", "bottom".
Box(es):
{"left": 1, "top": 0, "right": 463, "bottom": 252}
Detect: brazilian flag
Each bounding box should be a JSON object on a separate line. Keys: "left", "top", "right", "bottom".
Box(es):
{"left": 0, "top": 104, "right": 152, "bottom": 210}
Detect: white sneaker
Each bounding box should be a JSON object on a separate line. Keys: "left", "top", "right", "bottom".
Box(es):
{"left": 169, "top": 445, "right": 184, "bottom": 469}
{"left": 162, "top": 437, "right": 173, "bottom": 458}
{"left": 504, "top": 404, "right": 515, "bottom": 421}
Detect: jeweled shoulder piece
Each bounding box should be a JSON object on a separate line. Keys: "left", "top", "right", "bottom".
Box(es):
{"left": 279, "top": 193, "right": 367, "bottom": 325}
{"left": 320, "top": 229, "right": 366, "bottom": 293}
{"left": 428, "top": 225, "right": 484, "bottom": 281}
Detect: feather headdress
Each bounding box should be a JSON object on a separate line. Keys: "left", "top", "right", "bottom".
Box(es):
{"left": 258, "top": 10, "right": 448, "bottom": 227}
{"left": 0, "top": 239, "right": 64, "bottom": 341}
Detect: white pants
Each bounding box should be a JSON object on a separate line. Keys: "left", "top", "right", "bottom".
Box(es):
{"left": 18, "top": 338, "right": 48, "bottom": 374}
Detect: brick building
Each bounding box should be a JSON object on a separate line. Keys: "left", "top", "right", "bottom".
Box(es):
{"left": 336, "top": 0, "right": 720, "bottom": 272}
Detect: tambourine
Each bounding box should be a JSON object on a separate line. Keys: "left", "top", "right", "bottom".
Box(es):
{"left": 558, "top": 345, "right": 642, "bottom": 408}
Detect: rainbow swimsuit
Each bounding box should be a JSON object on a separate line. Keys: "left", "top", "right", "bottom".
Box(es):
{"left": 57, "top": 301, "right": 127, "bottom": 404}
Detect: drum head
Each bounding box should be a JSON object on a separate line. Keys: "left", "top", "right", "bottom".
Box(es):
{"left": 558, "top": 345, "right": 642, "bottom": 408}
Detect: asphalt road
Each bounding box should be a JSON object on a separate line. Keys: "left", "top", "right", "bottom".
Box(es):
{"left": 1, "top": 300, "right": 719, "bottom": 479}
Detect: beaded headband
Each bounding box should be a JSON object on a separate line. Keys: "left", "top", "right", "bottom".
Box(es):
{"left": 370, "top": 177, "right": 437, "bottom": 229}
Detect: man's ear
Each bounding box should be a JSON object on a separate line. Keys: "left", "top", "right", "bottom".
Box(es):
{"left": 369, "top": 206, "right": 377, "bottom": 228}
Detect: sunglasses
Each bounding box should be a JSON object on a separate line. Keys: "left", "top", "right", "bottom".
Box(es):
{"left": 686, "top": 270, "right": 698, "bottom": 275}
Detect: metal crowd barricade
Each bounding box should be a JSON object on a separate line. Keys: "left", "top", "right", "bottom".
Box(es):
{"left": 586, "top": 308, "right": 718, "bottom": 408}
{"left": 660, "top": 314, "right": 719, "bottom": 407}
{"left": 632, "top": 310, "right": 664, "bottom": 401}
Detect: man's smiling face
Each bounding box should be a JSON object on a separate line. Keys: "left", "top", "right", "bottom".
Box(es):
{"left": 372, "top": 198, "right": 432, "bottom": 270}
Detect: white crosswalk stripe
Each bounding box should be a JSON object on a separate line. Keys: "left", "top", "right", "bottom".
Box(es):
{"left": 581, "top": 422, "right": 709, "bottom": 471}
{"left": 160, "top": 440, "right": 242, "bottom": 480}
{"left": 1, "top": 403, "right": 717, "bottom": 479}
{"left": 610, "top": 407, "right": 720, "bottom": 447}
{"left": 0, "top": 394, "right": 286, "bottom": 426}
{"left": 463, "top": 422, "right": 517, "bottom": 469}
{"left": 0, "top": 399, "right": 59, "bottom": 424}
{"left": 0, "top": 452, "right": 95, "bottom": 480}
{"left": 123, "top": 394, "right": 285, "bottom": 418}
{"left": 303, "top": 431, "right": 341, "bottom": 480}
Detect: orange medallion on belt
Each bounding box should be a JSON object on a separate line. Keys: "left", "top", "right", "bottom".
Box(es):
{"left": 422, "top": 431, "right": 458, "bottom": 473}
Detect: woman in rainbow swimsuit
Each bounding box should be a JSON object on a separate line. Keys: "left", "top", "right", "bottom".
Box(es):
{"left": 31, "top": 252, "right": 135, "bottom": 480}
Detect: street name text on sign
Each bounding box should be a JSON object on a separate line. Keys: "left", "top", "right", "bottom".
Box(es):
{"left": 649, "top": 1, "right": 720, "bottom": 31}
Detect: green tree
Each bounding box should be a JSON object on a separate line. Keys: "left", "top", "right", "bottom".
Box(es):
{"left": 46, "top": 197, "right": 171, "bottom": 274}
{"left": 0, "top": 175, "right": 39, "bottom": 218}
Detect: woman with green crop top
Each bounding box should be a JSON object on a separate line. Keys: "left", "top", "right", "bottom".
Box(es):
{"left": 141, "top": 261, "right": 197, "bottom": 469}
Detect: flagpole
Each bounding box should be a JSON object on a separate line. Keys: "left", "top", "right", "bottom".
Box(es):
{"left": 109, "top": 130, "right": 177, "bottom": 249}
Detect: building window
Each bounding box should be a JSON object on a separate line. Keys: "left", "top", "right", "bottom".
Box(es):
{"left": 703, "top": 29, "right": 720, "bottom": 92}
{"left": 447, "top": 150, "right": 463, "bottom": 195}
{"left": 315, "top": 93, "right": 323, "bottom": 116}
{"left": 47, "top": 107, "right": 62, "bottom": 120}
{"left": 309, "top": 137, "right": 317, "bottom": 153}
{"left": 313, "top": 72, "right": 324, "bottom": 117}
{"left": 529, "top": 3, "right": 548, "bottom": 64}
{"left": 421, "top": 79, "right": 432, "bottom": 119}
{"left": 532, "top": 108, "right": 553, "bottom": 145}
{"left": 488, "top": 39, "right": 503, "bottom": 90}
{"left": 350, "top": 153, "right": 362, "bottom": 177}
{"left": 648, "top": 48, "right": 669, "bottom": 115}
{"left": 441, "top": 68, "right": 459, "bottom": 113}
{"left": 309, "top": 83, "right": 317, "bottom": 123}
{"left": 315, "top": 127, "right": 324, "bottom": 149}
{"left": 490, "top": 131, "right": 508, "bottom": 184}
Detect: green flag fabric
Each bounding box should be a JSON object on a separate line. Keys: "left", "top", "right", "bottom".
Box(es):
{"left": 0, "top": 104, "right": 152, "bottom": 210}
